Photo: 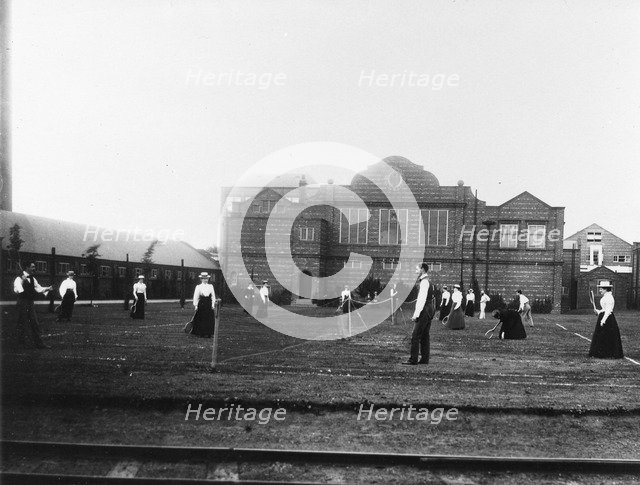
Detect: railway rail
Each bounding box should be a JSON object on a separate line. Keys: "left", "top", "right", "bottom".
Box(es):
{"left": 2, "top": 440, "right": 640, "bottom": 484}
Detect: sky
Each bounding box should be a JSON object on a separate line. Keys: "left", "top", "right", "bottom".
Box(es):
{"left": 7, "top": 0, "right": 640, "bottom": 248}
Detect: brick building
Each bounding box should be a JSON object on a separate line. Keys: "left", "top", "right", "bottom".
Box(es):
{"left": 564, "top": 224, "right": 636, "bottom": 309}
{"left": 221, "top": 156, "right": 565, "bottom": 312}
{"left": 0, "top": 210, "right": 219, "bottom": 301}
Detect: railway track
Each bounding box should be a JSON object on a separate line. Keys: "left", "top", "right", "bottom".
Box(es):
{"left": 2, "top": 440, "right": 640, "bottom": 484}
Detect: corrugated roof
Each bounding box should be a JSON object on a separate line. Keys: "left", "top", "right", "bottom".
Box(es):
{"left": 0, "top": 210, "right": 218, "bottom": 269}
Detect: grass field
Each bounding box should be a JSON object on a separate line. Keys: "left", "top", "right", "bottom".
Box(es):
{"left": 1, "top": 301, "right": 639, "bottom": 461}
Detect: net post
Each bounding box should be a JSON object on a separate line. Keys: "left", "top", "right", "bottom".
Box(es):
{"left": 390, "top": 296, "right": 395, "bottom": 325}
{"left": 211, "top": 298, "right": 222, "bottom": 369}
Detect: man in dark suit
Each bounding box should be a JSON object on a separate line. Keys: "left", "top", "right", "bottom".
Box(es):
{"left": 13, "top": 262, "right": 53, "bottom": 349}
{"left": 403, "top": 262, "right": 435, "bottom": 365}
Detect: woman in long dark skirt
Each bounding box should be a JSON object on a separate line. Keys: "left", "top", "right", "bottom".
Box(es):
{"left": 184, "top": 272, "right": 216, "bottom": 337}
{"left": 464, "top": 289, "right": 475, "bottom": 317}
{"left": 57, "top": 271, "right": 78, "bottom": 322}
{"left": 488, "top": 309, "right": 526, "bottom": 340}
{"left": 131, "top": 275, "right": 147, "bottom": 319}
{"left": 589, "top": 282, "right": 624, "bottom": 359}
{"left": 445, "top": 285, "right": 465, "bottom": 330}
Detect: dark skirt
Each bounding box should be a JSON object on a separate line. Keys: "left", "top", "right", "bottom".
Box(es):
{"left": 465, "top": 300, "right": 475, "bottom": 317}
{"left": 58, "top": 289, "right": 75, "bottom": 320}
{"left": 589, "top": 313, "right": 624, "bottom": 359}
{"left": 341, "top": 299, "right": 353, "bottom": 314}
{"left": 191, "top": 295, "right": 215, "bottom": 337}
{"left": 439, "top": 300, "right": 452, "bottom": 321}
{"left": 131, "top": 293, "right": 145, "bottom": 319}
{"left": 500, "top": 314, "right": 527, "bottom": 340}
{"left": 446, "top": 306, "right": 465, "bottom": 330}
{"left": 256, "top": 298, "right": 269, "bottom": 318}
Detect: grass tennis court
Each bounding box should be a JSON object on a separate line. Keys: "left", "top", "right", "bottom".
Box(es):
{"left": 1, "top": 302, "right": 638, "bottom": 411}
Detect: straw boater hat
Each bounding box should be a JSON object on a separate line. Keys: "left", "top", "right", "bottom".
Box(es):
{"left": 66, "top": 270, "right": 75, "bottom": 276}
{"left": 138, "top": 275, "right": 145, "bottom": 279}
{"left": 597, "top": 281, "right": 613, "bottom": 289}
{"left": 453, "top": 284, "right": 461, "bottom": 289}
{"left": 199, "top": 272, "right": 210, "bottom": 278}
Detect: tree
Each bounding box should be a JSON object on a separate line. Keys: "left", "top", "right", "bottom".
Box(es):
{"left": 142, "top": 240, "right": 159, "bottom": 278}
{"left": 8, "top": 224, "right": 24, "bottom": 271}
{"left": 83, "top": 244, "right": 102, "bottom": 305}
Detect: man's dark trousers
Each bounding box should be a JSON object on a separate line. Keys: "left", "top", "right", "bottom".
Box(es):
{"left": 410, "top": 302, "right": 435, "bottom": 363}
{"left": 15, "top": 298, "right": 45, "bottom": 347}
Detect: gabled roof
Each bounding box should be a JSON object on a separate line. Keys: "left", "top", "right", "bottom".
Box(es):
{"left": 498, "top": 191, "right": 558, "bottom": 209}
{"left": 564, "top": 223, "right": 632, "bottom": 246}
{"left": 582, "top": 265, "right": 618, "bottom": 277}
{"left": 0, "top": 210, "right": 218, "bottom": 269}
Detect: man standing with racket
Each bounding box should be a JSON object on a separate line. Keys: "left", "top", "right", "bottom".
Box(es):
{"left": 402, "top": 262, "right": 435, "bottom": 366}
{"left": 13, "top": 262, "right": 53, "bottom": 349}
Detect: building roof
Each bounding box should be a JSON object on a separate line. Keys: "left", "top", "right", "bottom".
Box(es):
{"left": 564, "top": 223, "right": 632, "bottom": 246}
{"left": 0, "top": 210, "right": 218, "bottom": 269}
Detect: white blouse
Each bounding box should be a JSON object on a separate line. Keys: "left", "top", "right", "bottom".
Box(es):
{"left": 260, "top": 285, "right": 269, "bottom": 303}
{"left": 341, "top": 289, "right": 351, "bottom": 302}
{"left": 193, "top": 283, "right": 216, "bottom": 308}
{"left": 441, "top": 291, "right": 450, "bottom": 304}
{"left": 599, "top": 292, "right": 615, "bottom": 323}
{"left": 133, "top": 282, "right": 147, "bottom": 299}
{"left": 518, "top": 294, "right": 529, "bottom": 311}
{"left": 466, "top": 293, "right": 475, "bottom": 303}
{"left": 59, "top": 278, "right": 78, "bottom": 299}
{"left": 451, "top": 291, "right": 462, "bottom": 309}
{"left": 480, "top": 294, "right": 490, "bottom": 304}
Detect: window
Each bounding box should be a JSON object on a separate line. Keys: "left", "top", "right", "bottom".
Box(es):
{"left": 151, "top": 268, "right": 158, "bottom": 279}
{"left": 80, "top": 264, "right": 89, "bottom": 275}
{"left": 177, "top": 270, "right": 183, "bottom": 281}
{"left": 339, "top": 208, "right": 369, "bottom": 244}
{"left": 562, "top": 286, "right": 568, "bottom": 296}
{"left": 35, "top": 261, "right": 48, "bottom": 273}
{"left": 165, "top": 269, "right": 172, "bottom": 279}
{"left": 189, "top": 271, "right": 196, "bottom": 279}
{"left": 418, "top": 210, "right": 449, "bottom": 246}
{"left": 527, "top": 225, "right": 546, "bottom": 249}
{"left": 118, "top": 267, "right": 126, "bottom": 277}
{"left": 378, "top": 209, "right": 406, "bottom": 245}
{"left": 344, "top": 260, "right": 363, "bottom": 269}
{"left": 428, "top": 262, "right": 442, "bottom": 272}
{"left": 613, "top": 255, "right": 630, "bottom": 263}
{"left": 225, "top": 196, "right": 243, "bottom": 212}
{"left": 135, "top": 267, "right": 143, "bottom": 277}
{"left": 7, "top": 260, "right": 21, "bottom": 272}
{"left": 589, "top": 245, "right": 603, "bottom": 266}
{"left": 499, "top": 224, "right": 518, "bottom": 248}
{"left": 58, "top": 262, "right": 71, "bottom": 274}
{"left": 299, "top": 227, "right": 315, "bottom": 241}
{"left": 586, "top": 231, "right": 602, "bottom": 242}
{"left": 100, "top": 265, "right": 112, "bottom": 277}
{"left": 382, "top": 259, "right": 400, "bottom": 270}
{"left": 253, "top": 200, "right": 279, "bottom": 214}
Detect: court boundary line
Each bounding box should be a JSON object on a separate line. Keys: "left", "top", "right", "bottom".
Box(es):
{"left": 549, "top": 318, "right": 640, "bottom": 367}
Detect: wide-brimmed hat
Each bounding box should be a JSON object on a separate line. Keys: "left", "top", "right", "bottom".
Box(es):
{"left": 67, "top": 271, "right": 75, "bottom": 276}
{"left": 453, "top": 284, "right": 461, "bottom": 289}
{"left": 199, "top": 272, "right": 210, "bottom": 278}
{"left": 442, "top": 285, "right": 448, "bottom": 290}
{"left": 597, "top": 281, "right": 613, "bottom": 289}
{"left": 262, "top": 280, "right": 268, "bottom": 284}
{"left": 137, "top": 275, "right": 145, "bottom": 279}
